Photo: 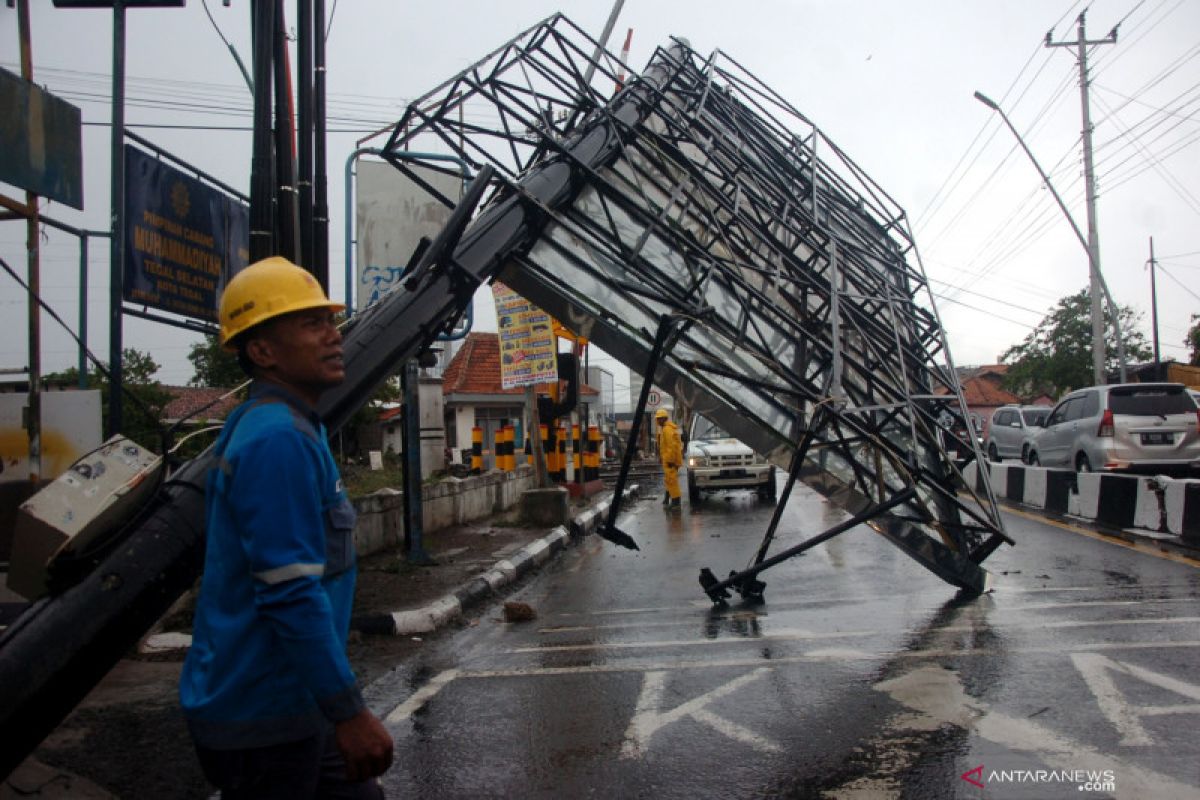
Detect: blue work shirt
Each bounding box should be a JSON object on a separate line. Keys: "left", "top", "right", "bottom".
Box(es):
{"left": 180, "top": 382, "right": 364, "bottom": 749}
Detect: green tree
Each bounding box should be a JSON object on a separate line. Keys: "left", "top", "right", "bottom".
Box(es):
{"left": 43, "top": 348, "right": 173, "bottom": 453}
{"left": 1001, "top": 289, "right": 1151, "bottom": 399}
{"left": 1186, "top": 314, "right": 1200, "bottom": 366}
{"left": 187, "top": 335, "right": 245, "bottom": 388}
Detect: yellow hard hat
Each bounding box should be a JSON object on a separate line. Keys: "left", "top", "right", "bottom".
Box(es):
{"left": 218, "top": 256, "right": 344, "bottom": 348}
{"left": 655, "top": 408, "right": 669, "bottom": 420}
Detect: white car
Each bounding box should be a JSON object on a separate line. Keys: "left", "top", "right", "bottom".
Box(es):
{"left": 685, "top": 415, "right": 776, "bottom": 503}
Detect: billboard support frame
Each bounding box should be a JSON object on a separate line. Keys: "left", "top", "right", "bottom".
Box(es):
{"left": 377, "top": 14, "right": 1011, "bottom": 595}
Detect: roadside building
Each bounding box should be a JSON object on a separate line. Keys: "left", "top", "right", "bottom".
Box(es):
{"left": 441, "top": 332, "right": 598, "bottom": 470}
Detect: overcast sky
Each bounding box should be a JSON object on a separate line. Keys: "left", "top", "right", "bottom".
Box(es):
{"left": 2, "top": 0, "right": 1198, "bottom": 405}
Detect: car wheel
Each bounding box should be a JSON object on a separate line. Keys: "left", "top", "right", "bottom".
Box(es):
{"left": 1027, "top": 450, "right": 1040, "bottom": 467}
{"left": 688, "top": 478, "right": 701, "bottom": 505}
{"left": 987, "top": 443, "right": 999, "bottom": 462}
{"left": 1076, "top": 453, "right": 1092, "bottom": 473}
{"left": 1021, "top": 444, "right": 1030, "bottom": 464}
{"left": 757, "top": 482, "right": 776, "bottom": 502}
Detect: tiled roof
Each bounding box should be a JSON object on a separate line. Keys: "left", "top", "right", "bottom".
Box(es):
{"left": 162, "top": 385, "right": 242, "bottom": 422}
{"left": 443, "top": 332, "right": 597, "bottom": 398}
{"left": 960, "top": 373, "right": 1020, "bottom": 406}
{"left": 954, "top": 363, "right": 1009, "bottom": 381}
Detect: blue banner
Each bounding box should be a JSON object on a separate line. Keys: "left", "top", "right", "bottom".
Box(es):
{"left": 123, "top": 144, "right": 248, "bottom": 323}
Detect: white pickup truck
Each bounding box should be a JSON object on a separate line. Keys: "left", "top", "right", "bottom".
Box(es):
{"left": 685, "top": 415, "right": 776, "bottom": 504}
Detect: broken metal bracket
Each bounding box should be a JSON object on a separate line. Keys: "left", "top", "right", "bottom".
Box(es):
{"left": 700, "top": 486, "right": 919, "bottom": 604}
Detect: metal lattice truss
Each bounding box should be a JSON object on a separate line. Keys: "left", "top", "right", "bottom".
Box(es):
{"left": 378, "top": 14, "right": 1010, "bottom": 593}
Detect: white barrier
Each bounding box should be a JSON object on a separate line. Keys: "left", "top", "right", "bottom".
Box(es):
{"left": 963, "top": 460, "right": 1198, "bottom": 547}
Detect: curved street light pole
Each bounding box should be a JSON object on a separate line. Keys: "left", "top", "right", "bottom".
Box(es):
{"left": 974, "top": 90, "right": 1127, "bottom": 384}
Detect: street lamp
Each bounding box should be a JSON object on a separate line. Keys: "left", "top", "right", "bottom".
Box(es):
{"left": 973, "top": 90, "right": 1127, "bottom": 383}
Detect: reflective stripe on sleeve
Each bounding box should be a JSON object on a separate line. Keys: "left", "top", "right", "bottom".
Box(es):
{"left": 253, "top": 562, "right": 325, "bottom": 584}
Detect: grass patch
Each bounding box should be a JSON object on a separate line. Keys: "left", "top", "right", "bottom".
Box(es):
{"left": 340, "top": 463, "right": 404, "bottom": 497}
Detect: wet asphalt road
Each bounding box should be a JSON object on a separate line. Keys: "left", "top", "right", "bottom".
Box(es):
{"left": 364, "top": 479, "right": 1200, "bottom": 799}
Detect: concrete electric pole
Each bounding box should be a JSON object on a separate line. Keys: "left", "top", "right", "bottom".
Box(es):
{"left": 1046, "top": 11, "right": 1118, "bottom": 385}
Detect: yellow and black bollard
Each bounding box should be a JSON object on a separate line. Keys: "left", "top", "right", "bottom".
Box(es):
{"left": 556, "top": 422, "right": 568, "bottom": 483}
{"left": 471, "top": 426, "right": 483, "bottom": 474}
{"left": 576, "top": 424, "right": 585, "bottom": 482}
{"left": 502, "top": 425, "right": 514, "bottom": 471}
{"left": 587, "top": 425, "right": 601, "bottom": 482}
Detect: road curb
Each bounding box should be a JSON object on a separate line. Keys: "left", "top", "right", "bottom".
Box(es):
{"left": 353, "top": 484, "right": 640, "bottom": 636}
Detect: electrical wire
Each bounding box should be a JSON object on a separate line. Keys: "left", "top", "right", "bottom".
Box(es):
{"left": 1156, "top": 264, "right": 1200, "bottom": 303}
{"left": 1091, "top": 93, "right": 1200, "bottom": 216}
{"left": 1092, "top": 0, "right": 1187, "bottom": 78}
{"left": 0, "top": 254, "right": 171, "bottom": 452}
{"left": 326, "top": 0, "right": 340, "bottom": 41}
{"left": 913, "top": 0, "right": 1086, "bottom": 236}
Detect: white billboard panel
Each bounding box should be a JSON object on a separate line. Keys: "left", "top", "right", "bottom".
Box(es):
{"left": 0, "top": 390, "right": 103, "bottom": 483}
{"left": 355, "top": 160, "right": 463, "bottom": 310}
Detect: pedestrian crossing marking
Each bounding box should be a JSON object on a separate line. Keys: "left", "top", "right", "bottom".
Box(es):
{"left": 1071, "top": 653, "right": 1200, "bottom": 746}
{"left": 621, "top": 668, "right": 781, "bottom": 757}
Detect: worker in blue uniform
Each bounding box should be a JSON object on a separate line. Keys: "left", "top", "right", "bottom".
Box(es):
{"left": 180, "top": 256, "right": 393, "bottom": 798}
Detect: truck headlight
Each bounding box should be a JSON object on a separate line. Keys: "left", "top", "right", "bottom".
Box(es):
{"left": 688, "top": 456, "right": 707, "bottom": 468}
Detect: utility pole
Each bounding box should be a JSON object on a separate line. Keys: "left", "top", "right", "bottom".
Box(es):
{"left": 18, "top": 0, "right": 41, "bottom": 485}
{"left": 109, "top": 0, "right": 127, "bottom": 437}
{"left": 1147, "top": 236, "right": 1160, "bottom": 376}
{"left": 1046, "top": 11, "right": 1118, "bottom": 385}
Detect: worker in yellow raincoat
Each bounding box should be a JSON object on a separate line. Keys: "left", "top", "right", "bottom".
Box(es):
{"left": 655, "top": 408, "right": 682, "bottom": 508}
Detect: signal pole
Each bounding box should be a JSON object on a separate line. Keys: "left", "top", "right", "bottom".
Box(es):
{"left": 1046, "top": 11, "right": 1118, "bottom": 385}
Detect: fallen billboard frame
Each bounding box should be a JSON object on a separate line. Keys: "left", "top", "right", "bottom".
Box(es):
{"left": 380, "top": 13, "right": 1011, "bottom": 595}
{"left": 0, "top": 13, "right": 1013, "bottom": 776}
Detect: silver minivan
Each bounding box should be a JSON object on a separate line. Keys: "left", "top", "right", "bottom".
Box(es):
{"left": 986, "top": 405, "right": 1050, "bottom": 462}
{"left": 1024, "top": 383, "right": 1200, "bottom": 475}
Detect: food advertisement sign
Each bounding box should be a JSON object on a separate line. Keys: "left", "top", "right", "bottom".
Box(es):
{"left": 491, "top": 281, "right": 558, "bottom": 389}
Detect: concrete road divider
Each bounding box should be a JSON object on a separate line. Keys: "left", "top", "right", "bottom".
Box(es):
{"left": 963, "top": 460, "right": 1198, "bottom": 550}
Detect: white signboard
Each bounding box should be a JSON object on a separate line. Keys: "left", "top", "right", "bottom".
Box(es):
{"left": 0, "top": 390, "right": 102, "bottom": 483}
{"left": 355, "top": 160, "right": 463, "bottom": 310}
{"left": 628, "top": 373, "right": 672, "bottom": 412}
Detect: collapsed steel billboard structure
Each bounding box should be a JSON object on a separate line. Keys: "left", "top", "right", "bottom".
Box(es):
{"left": 1, "top": 13, "right": 1010, "bottom": 776}
{"left": 375, "top": 14, "right": 1010, "bottom": 595}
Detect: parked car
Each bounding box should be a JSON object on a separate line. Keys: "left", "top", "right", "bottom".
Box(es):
{"left": 985, "top": 405, "right": 1050, "bottom": 462}
{"left": 938, "top": 410, "right": 984, "bottom": 465}
{"left": 1022, "top": 382, "right": 1200, "bottom": 475}
{"left": 685, "top": 415, "right": 776, "bottom": 503}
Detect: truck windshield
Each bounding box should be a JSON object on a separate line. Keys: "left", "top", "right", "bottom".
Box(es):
{"left": 692, "top": 416, "right": 732, "bottom": 441}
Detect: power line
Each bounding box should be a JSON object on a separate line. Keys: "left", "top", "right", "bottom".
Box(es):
{"left": 912, "top": 0, "right": 1087, "bottom": 235}
{"left": 1156, "top": 264, "right": 1200, "bottom": 302}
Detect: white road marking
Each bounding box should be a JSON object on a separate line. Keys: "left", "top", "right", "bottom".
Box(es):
{"left": 621, "top": 668, "right": 780, "bottom": 757}
{"left": 538, "top": 598, "right": 1194, "bottom": 636}
{"left": 510, "top": 617, "right": 1200, "bottom": 654}
{"left": 446, "top": 640, "right": 1200, "bottom": 681}
{"left": 383, "top": 668, "right": 460, "bottom": 724}
{"left": 545, "top": 584, "right": 1192, "bottom": 623}
{"left": 1003, "top": 598, "right": 1193, "bottom": 611}
{"left": 509, "top": 628, "right": 878, "bottom": 653}
{"left": 1071, "top": 652, "right": 1200, "bottom": 746}
{"left": 876, "top": 665, "right": 1196, "bottom": 800}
